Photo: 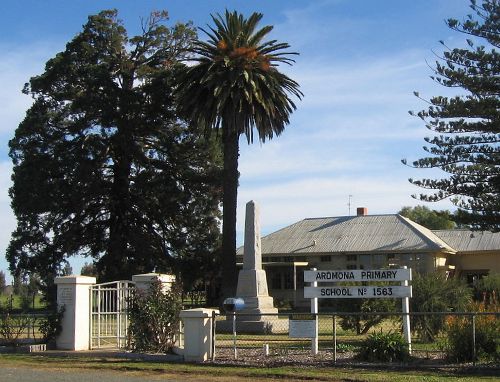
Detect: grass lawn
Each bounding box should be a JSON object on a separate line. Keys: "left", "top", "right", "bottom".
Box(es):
{"left": 0, "top": 354, "right": 497, "bottom": 382}
{"left": 0, "top": 294, "right": 46, "bottom": 310}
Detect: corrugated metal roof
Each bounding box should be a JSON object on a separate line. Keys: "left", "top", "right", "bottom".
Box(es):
{"left": 433, "top": 229, "right": 500, "bottom": 253}
{"left": 237, "top": 214, "right": 455, "bottom": 255}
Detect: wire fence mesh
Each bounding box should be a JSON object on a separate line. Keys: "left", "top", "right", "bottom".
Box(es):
{"left": 213, "top": 311, "right": 499, "bottom": 366}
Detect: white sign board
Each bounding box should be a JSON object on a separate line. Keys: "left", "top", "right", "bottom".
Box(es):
{"left": 304, "top": 285, "right": 412, "bottom": 299}
{"left": 289, "top": 320, "right": 316, "bottom": 338}
{"left": 304, "top": 269, "right": 411, "bottom": 283}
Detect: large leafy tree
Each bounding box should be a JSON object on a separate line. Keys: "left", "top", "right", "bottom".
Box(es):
{"left": 404, "top": 0, "right": 500, "bottom": 231}
{"left": 8, "top": 10, "right": 222, "bottom": 304}
{"left": 176, "top": 11, "right": 302, "bottom": 298}
{"left": 398, "top": 205, "right": 456, "bottom": 230}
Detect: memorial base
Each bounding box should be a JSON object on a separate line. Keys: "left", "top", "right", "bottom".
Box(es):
{"left": 217, "top": 312, "right": 288, "bottom": 334}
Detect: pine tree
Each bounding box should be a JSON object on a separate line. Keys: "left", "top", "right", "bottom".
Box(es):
{"left": 8, "top": 10, "right": 222, "bottom": 304}
{"left": 405, "top": 0, "right": 500, "bottom": 231}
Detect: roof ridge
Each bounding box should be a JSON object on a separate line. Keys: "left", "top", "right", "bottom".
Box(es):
{"left": 397, "top": 215, "right": 456, "bottom": 253}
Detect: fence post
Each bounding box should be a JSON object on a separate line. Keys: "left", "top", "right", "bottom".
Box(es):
{"left": 472, "top": 314, "right": 476, "bottom": 366}
{"left": 179, "top": 308, "right": 219, "bottom": 362}
{"left": 333, "top": 315, "right": 337, "bottom": 363}
{"left": 311, "top": 267, "right": 318, "bottom": 355}
{"left": 54, "top": 275, "right": 96, "bottom": 350}
{"left": 211, "top": 310, "right": 216, "bottom": 361}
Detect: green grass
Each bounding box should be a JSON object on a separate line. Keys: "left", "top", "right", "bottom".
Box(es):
{"left": 0, "top": 354, "right": 497, "bottom": 381}
{"left": 0, "top": 294, "right": 46, "bottom": 310}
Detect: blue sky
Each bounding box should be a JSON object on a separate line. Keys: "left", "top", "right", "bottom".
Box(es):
{"left": 0, "top": 0, "right": 472, "bottom": 282}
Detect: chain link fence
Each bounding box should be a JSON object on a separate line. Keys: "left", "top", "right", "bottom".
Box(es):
{"left": 212, "top": 311, "right": 499, "bottom": 366}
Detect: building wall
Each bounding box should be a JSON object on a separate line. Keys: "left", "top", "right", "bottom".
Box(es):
{"left": 452, "top": 252, "right": 500, "bottom": 278}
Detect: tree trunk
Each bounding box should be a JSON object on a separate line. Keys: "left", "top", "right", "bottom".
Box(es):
{"left": 220, "top": 126, "right": 239, "bottom": 300}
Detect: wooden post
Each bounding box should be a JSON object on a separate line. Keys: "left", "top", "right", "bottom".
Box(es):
{"left": 401, "top": 266, "right": 412, "bottom": 354}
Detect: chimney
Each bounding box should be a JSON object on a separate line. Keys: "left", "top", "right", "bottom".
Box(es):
{"left": 357, "top": 207, "right": 368, "bottom": 216}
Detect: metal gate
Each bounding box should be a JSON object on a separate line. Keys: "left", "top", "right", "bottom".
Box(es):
{"left": 90, "top": 280, "right": 135, "bottom": 349}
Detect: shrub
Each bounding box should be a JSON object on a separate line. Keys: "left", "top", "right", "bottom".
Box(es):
{"left": 357, "top": 331, "right": 410, "bottom": 362}
{"left": 0, "top": 302, "right": 31, "bottom": 345}
{"left": 411, "top": 273, "right": 471, "bottom": 341}
{"left": 333, "top": 282, "right": 397, "bottom": 335}
{"left": 473, "top": 274, "right": 500, "bottom": 301}
{"left": 442, "top": 293, "right": 499, "bottom": 362}
{"left": 127, "top": 280, "right": 183, "bottom": 353}
{"left": 39, "top": 306, "right": 65, "bottom": 343}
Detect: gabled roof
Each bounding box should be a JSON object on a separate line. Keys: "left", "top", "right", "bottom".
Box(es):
{"left": 237, "top": 214, "right": 455, "bottom": 256}
{"left": 433, "top": 229, "right": 500, "bottom": 253}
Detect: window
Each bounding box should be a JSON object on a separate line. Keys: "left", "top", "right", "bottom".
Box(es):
{"left": 359, "top": 254, "right": 371, "bottom": 270}
{"left": 347, "top": 255, "right": 357, "bottom": 262}
{"left": 320, "top": 255, "right": 332, "bottom": 262}
{"left": 346, "top": 264, "right": 357, "bottom": 270}
{"left": 373, "top": 254, "right": 386, "bottom": 268}
{"left": 465, "top": 271, "right": 489, "bottom": 285}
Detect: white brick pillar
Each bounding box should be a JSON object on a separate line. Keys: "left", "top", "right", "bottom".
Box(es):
{"left": 132, "top": 273, "right": 175, "bottom": 294}
{"left": 54, "top": 275, "right": 96, "bottom": 350}
{"left": 179, "top": 308, "right": 219, "bottom": 362}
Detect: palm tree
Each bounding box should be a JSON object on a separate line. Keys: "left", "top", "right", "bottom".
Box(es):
{"left": 176, "top": 10, "right": 302, "bottom": 299}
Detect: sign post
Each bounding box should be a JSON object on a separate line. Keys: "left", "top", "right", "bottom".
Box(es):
{"left": 310, "top": 268, "right": 318, "bottom": 355}
{"left": 401, "top": 266, "right": 412, "bottom": 353}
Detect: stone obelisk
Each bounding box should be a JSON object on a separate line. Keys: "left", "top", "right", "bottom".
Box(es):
{"left": 234, "top": 200, "right": 284, "bottom": 333}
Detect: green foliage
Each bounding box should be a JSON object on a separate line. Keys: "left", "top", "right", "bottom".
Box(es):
{"left": 80, "top": 262, "right": 97, "bottom": 277}
{"left": 411, "top": 273, "right": 472, "bottom": 341}
{"left": 473, "top": 274, "right": 500, "bottom": 301}
{"left": 404, "top": 0, "right": 500, "bottom": 231}
{"left": 332, "top": 283, "right": 398, "bottom": 335}
{"left": 441, "top": 296, "right": 499, "bottom": 362}
{"left": 127, "top": 280, "right": 183, "bottom": 353}
{"left": 398, "top": 206, "right": 456, "bottom": 230}
{"left": 0, "top": 271, "right": 6, "bottom": 293}
{"left": 7, "top": 9, "right": 222, "bottom": 300}
{"left": 175, "top": 10, "right": 302, "bottom": 298}
{"left": 39, "top": 306, "right": 65, "bottom": 343}
{"left": 358, "top": 331, "right": 410, "bottom": 363}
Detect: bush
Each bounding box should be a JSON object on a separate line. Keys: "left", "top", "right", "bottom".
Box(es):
{"left": 0, "top": 302, "right": 31, "bottom": 345}
{"left": 411, "top": 273, "right": 471, "bottom": 341}
{"left": 39, "top": 306, "right": 65, "bottom": 343}
{"left": 357, "top": 331, "right": 410, "bottom": 362}
{"left": 333, "top": 282, "right": 397, "bottom": 335}
{"left": 127, "top": 280, "right": 183, "bottom": 353}
{"left": 442, "top": 293, "right": 499, "bottom": 362}
{"left": 473, "top": 274, "right": 500, "bottom": 301}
